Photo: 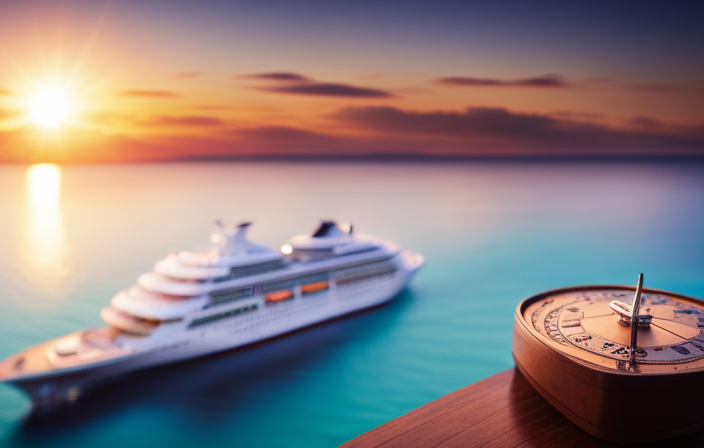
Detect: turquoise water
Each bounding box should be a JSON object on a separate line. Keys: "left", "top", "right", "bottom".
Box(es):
{"left": 1, "top": 161, "right": 703, "bottom": 447}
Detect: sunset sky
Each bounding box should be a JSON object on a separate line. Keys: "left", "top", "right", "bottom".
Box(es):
{"left": 0, "top": 0, "right": 702, "bottom": 162}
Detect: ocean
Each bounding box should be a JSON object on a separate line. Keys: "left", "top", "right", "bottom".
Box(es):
{"left": 1, "top": 161, "right": 703, "bottom": 447}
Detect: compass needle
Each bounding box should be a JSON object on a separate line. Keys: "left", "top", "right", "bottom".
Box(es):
{"left": 650, "top": 322, "right": 690, "bottom": 341}
{"left": 581, "top": 313, "right": 618, "bottom": 320}
{"left": 630, "top": 273, "right": 645, "bottom": 365}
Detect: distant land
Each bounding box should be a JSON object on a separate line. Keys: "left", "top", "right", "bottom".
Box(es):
{"left": 170, "top": 152, "right": 704, "bottom": 164}
{"left": 3, "top": 151, "right": 704, "bottom": 165}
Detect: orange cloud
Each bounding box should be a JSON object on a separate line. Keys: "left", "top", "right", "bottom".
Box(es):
{"left": 140, "top": 115, "right": 224, "bottom": 127}
{"left": 120, "top": 90, "right": 181, "bottom": 98}
{"left": 550, "top": 111, "right": 604, "bottom": 119}
{"left": 235, "top": 126, "right": 332, "bottom": 141}
{"left": 173, "top": 71, "right": 204, "bottom": 79}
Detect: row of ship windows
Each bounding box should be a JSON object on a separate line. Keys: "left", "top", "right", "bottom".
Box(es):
{"left": 189, "top": 270, "right": 395, "bottom": 329}
{"left": 212, "top": 294, "right": 331, "bottom": 336}
{"left": 189, "top": 304, "right": 258, "bottom": 328}
{"left": 264, "top": 280, "right": 330, "bottom": 304}
{"left": 191, "top": 287, "right": 330, "bottom": 330}
{"left": 208, "top": 264, "right": 395, "bottom": 307}
{"left": 212, "top": 259, "right": 288, "bottom": 283}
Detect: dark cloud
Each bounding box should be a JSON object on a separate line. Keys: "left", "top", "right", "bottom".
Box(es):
{"left": 236, "top": 126, "right": 329, "bottom": 140}
{"left": 241, "top": 72, "right": 394, "bottom": 98}
{"left": 630, "top": 116, "right": 663, "bottom": 128}
{"left": 241, "top": 72, "right": 310, "bottom": 82}
{"left": 435, "top": 74, "right": 567, "bottom": 88}
{"left": 514, "top": 75, "right": 567, "bottom": 87}
{"left": 551, "top": 111, "right": 604, "bottom": 119}
{"left": 173, "top": 71, "right": 204, "bottom": 79}
{"left": 121, "top": 90, "right": 181, "bottom": 98}
{"left": 436, "top": 77, "right": 502, "bottom": 87}
{"left": 142, "top": 115, "right": 224, "bottom": 127}
{"left": 633, "top": 83, "right": 704, "bottom": 96}
{"left": 261, "top": 83, "right": 394, "bottom": 98}
{"left": 634, "top": 83, "right": 680, "bottom": 94}
{"left": 333, "top": 106, "right": 704, "bottom": 151}
{"left": 334, "top": 106, "right": 559, "bottom": 138}
{"left": 205, "top": 125, "right": 365, "bottom": 158}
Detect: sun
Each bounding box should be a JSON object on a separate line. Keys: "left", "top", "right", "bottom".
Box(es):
{"left": 29, "top": 87, "right": 72, "bottom": 129}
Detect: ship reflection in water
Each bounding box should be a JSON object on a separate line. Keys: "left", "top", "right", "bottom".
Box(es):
{"left": 23, "top": 164, "right": 71, "bottom": 296}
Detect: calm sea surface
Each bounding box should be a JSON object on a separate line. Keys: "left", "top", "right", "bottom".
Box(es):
{"left": 1, "top": 161, "right": 703, "bottom": 447}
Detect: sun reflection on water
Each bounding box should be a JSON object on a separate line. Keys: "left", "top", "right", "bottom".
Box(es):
{"left": 23, "top": 164, "right": 71, "bottom": 295}
{"left": 28, "top": 164, "right": 61, "bottom": 204}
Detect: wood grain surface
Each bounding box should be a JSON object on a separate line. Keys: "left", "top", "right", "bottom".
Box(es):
{"left": 340, "top": 367, "right": 704, "bottom": 447}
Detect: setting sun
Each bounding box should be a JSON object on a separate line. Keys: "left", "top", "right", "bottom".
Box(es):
{"left": 29, "top": 88, "right": 71, "bottom": 129}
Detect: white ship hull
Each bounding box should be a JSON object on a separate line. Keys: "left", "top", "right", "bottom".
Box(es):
{"left": 3, "top": 250, "right": 422, "bottom": 405}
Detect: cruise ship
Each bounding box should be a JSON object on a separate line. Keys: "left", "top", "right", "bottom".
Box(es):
{"left": 0, "top": 221, "right": 423, "bottom": 405}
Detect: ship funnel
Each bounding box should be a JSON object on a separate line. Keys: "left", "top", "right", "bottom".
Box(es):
{"left": 312, "top": 221, "right": 350, "bottom": 238}
{"left": 211, "top": 221, "right": 269, "bottom": 255}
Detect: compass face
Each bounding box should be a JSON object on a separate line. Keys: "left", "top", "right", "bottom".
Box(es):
{"left": 524, "top": 287, "right": 704, "bottom": 372}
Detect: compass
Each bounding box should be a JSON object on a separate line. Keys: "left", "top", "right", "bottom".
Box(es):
{"left": 513, "top": 274, "right": 704, "bottom": 443}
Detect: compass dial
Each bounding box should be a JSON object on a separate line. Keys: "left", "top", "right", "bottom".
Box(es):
{"left": 514, "top": 280, "right": 704, "bottom": 443}
{"left": 525, "top": 287, "right": 704, "bottom": 372}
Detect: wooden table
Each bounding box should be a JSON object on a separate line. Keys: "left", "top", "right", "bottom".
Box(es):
{"left": 341, "top": 367, "right": 704, "bottom": 447}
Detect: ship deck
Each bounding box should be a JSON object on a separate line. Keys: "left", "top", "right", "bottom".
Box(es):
{"left": 0, "top": 340, "right": 56, "bottom": 380}
{"left": 0, "top": 327, "right": 125, "bottom": 382}
{"left": 341, "top": 367, "right": 704, "bottom": 448}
